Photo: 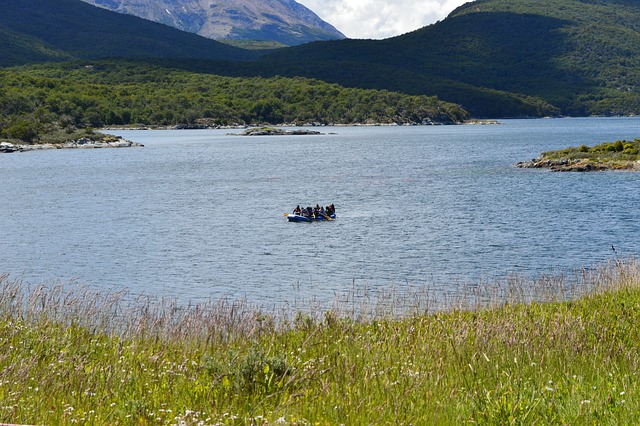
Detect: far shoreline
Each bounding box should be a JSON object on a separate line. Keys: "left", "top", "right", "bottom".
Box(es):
{"left": 101, "top": 119, "right": 500, "bottom": 132}
{"left": 0, "top": 119, "right": 500, "bottom": 153}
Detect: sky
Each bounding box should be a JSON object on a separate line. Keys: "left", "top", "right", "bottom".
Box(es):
{"left": 297, "top": 0, "right": 470, "bottom": 40}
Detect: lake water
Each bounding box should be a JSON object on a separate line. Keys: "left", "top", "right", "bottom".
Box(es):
{"left": 2, "top": 118, "right": 640, "bottom": 310}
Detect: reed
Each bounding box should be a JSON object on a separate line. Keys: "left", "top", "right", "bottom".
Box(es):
{"left": 1, "top": 259, "right": 640, "bottom": 424}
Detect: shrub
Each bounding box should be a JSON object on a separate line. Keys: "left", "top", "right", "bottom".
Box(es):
{"left": 4, "top": 117, "right": 40, "bottom": 143}
{"left": 623, "top": 143, "right": 639, "bottom": 155}
{"left": 237, "top": 348, "right": 290, "bottom": 394}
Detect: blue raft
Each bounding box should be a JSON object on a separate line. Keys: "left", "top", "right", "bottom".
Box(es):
{"left": 285, "top": 213, "right": 336, "bottom": 222}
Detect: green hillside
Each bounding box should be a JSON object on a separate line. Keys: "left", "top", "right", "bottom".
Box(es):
{"left": 0, "top": 62, "right": 468, "bottom": 143}
{"left": 0, "top": 0, "right": 259, "bottom": 66}
{"left": 247, "top": 0, "right": 640, "bottom": 117}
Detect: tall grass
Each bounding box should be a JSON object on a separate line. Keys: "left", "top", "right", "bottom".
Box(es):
{"left": 1, "top": 259, "right": 640, "bottom": 424}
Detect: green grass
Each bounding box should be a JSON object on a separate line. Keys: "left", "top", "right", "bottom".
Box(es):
{"left": 2, "top": 260, "right": 640, "bottom": 424}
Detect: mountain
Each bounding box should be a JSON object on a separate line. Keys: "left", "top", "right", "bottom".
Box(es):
{"left": 0, "top": 0, "right": 258, "bottom": 66}
{"left": 245, "top": 0, "right": 640, "bottom": 117}
{"left": 4, "top": 0, "right": 640, "bottom": 118}
{"left": 80, "top": 0, "right": 346, "bottom": 46}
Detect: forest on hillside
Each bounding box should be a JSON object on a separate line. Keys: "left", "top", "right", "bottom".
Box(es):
{"left": 0, "top": 62, "right": 468, "bottom": 144}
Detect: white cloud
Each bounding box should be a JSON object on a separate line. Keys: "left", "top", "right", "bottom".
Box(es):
{"left": 298, "top": 0, "right": 470, "bottom": 39}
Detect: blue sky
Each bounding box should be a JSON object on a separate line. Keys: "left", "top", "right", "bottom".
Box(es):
{"left": 298, "top": 0, "right": 470, "bottom": 39}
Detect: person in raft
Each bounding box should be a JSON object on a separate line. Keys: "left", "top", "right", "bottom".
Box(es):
{"left": 325, "top": 204, "right": 335, "bottom": 216}
{"left": 292, "top": 204, "right": 335, "bottom": 217}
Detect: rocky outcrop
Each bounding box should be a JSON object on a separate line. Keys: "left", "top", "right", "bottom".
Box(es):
{"left": 0, "top": 137, "right": 143, "bottom": 153}
{"left": 229, "top": 127, "right": 323, "bottom": 136}
{"left": 515, "top": 158, "right": 640, "bottom": 172}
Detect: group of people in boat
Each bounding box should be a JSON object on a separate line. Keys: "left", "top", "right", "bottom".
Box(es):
{"left": 292, "top": 203, "right": 335, "bottom": 219}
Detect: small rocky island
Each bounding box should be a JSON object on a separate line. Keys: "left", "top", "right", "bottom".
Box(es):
{"left": 228, "top": 127, "right": 323, "bottom": 136}
{"left": 516, "top": 138, "right": 640, "bottom": 172}
{"left": 0, "top": 135, "right": 142, "bottom": 153}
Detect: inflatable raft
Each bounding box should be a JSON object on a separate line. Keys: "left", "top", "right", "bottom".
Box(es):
{"left": 285, "top": 213, "right": 336, "bottom": 222}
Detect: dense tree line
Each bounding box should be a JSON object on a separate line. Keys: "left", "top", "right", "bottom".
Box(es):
{"left": 0, "top": 62, "right": 468, "bottom": 143}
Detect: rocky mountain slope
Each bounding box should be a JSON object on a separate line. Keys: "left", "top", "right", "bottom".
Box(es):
{"left": 81, "top": 0, "right": 345, "bottom": 46}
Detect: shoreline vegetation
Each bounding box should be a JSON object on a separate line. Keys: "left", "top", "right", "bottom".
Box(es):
{"left": 2, "top": 259, "right": 640, "bottom": 424}
{"left": 517, "top": 138, "right": 640, "bottom": 171}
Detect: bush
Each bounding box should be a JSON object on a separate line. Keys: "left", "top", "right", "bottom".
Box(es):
{"left": 238, "top": 348, "right": 290, "bottom": 394}
{"left": 4, "top": 117, "right": 40, "bottom": 143}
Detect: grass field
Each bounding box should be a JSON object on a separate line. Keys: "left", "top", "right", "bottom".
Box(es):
{"left": 1, "top": 259, "right": 639, "bottom": 424}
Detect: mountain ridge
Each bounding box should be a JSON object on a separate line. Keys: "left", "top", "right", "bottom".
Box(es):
{"left": 81, "top": 0, "right": 346, "bottom": 46}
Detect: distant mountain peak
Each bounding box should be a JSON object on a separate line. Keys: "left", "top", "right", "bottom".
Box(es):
{"left": 82, "top": 0, "right": 346, "bottom": 45}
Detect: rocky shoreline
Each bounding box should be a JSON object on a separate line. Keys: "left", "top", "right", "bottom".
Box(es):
{"left": 0, "top": 136, "right": 143, "bottom": 153}
{"left": 516, "top": 158, "right": 640, "bottom": 172}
